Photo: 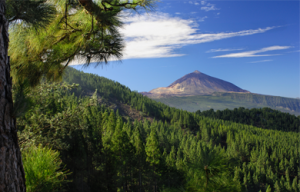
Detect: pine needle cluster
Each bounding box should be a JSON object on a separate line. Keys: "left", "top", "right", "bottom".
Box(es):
{"left": 8, "top": 0, "right": 158, "bottom": 87}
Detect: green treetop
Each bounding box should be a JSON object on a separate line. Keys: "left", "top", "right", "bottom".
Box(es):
{"left": 146, "top": 127, "right": 161, "bottom": 167}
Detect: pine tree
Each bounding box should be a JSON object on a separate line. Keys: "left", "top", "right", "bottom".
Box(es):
{"left": 285, "top": 168, "right": 291, "bottom": 190}
{"left": 9, "top": 0, "right": 158, "bottom": 87}
{"left": 133, "top": 123, "right": 145, "bottom": 192}
{"left": 291, "top": 176, "right": 297, "bottom": 191}
{"left": 274, "top": 180, "right": 281, "bottom": 192}
{"left": 0, "top": 0, "right": 58, "bottom": 191}
{"left": 233, "top": 167, "right": 241, "bottom": 183}
{"left": 0, "top": 2, "right": 25, "bottom": 190}
{"left": 102, "top": 111, "right": 116, "bottom": 147}
{"left": 145, "top": 127, "right": 161, "bottom": 192}
{"left": 112, "top": 117, "right": 134, "bottom": 191}
{"left": 2, "top": 0, "right": 158, "bottom": 191}
{"left": 187, "top": 147, "right": 240, "bottom": 192}
{"left": 243, "top": 174, "right": 248, "bottom": 189}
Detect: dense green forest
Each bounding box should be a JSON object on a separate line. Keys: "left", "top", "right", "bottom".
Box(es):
{"left": 15, "top": 67, "right": 300, "bottom": 192}
{"left": 195, "top": 107, "right": 299, "bottom": 132}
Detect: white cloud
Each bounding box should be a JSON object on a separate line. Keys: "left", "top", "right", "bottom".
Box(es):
{"left": 201, "top": 1, "right": 206, "bottom": 5}
{"left": 213, "top": 46, "right": 291, "bottom": 58}
{"left": 189, "top": 1, "right": 200, "bottom": 5}
{"left": 120, "top": 13, "right": 277, "bottom": 60}
{"left": 198, "top": 16, "right": 208, "bottom": 22}
{"left": 249, "top": 59, "right": 272, "bottom": 63}
{"left": 217, "top": 12, "right": 220, "bottom": 15}
{"left": 201, "top": 3, "right": 220, "bottom": 11}
{"left": 187, "top": 27, "right": 277, "bottom": 44}
{"left": 68, "top": 13, "right": 279, "bottom": 64}
{"left": 206, "top": 48, "right": 244, "bottom": 53}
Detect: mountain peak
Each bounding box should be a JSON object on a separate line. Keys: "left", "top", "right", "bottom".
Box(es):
{"left": 146, "top": 71, "right": 250, "bottom": 97}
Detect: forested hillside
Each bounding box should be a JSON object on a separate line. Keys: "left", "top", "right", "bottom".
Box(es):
{"left": 15, "top": 67, "right": 300, "bottom": 192}
{"left": 196, "top": 107, "right": 299, "bottom": 132}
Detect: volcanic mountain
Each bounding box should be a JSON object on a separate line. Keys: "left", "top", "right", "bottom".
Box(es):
{"left": 141, "top": 70, "right": 249, "bottom": 97}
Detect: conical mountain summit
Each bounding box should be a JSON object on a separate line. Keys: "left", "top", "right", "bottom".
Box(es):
{"left": 142, "top": 70, "right": 249, "bottom": 97}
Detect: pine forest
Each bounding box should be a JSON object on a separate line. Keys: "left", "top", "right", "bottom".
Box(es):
{"left": 15, "top": 67, "right": 300, "bottom": 192}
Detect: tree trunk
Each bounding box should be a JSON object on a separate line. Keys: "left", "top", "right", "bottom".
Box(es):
{"left": 139, "top": 166, "right": 142, "bottom": 192}
{"left": 0, "top": 1, "right": 26, "bottom": 191}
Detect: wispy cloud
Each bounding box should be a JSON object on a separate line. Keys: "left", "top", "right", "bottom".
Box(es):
{"left": 201, "top": 3, "right": 220, "bottom": 11}
{"left": 189, "top": 1, "right": 199, "bottom": 5}
{"left": 175, "top": 12, "right": 181, "bottom": 15}
{"left": 201, "top": 1, "right": 206, "bottom": 5}
{"left": 68, "top": 13, "right": 279, "bottom": 64}
{"left": 119, "top": 13, "right": 277, "bottom": 60}
{"left": 206, "top": 48, "right": 244, "bottom": 53}
{"left": 286, "top": 50, "right": 300, "bottom": 53}
{"left": 213, "top": 46, "right": 291, "bottom": 58}
{"left": 249, "top": 59, "right": 273, "bottom": 63}
{"left": 198, "top": 16, "right": 208, "bottom": 22}
{"left": 188, "top": 27, "right": 277, "bottom": 44}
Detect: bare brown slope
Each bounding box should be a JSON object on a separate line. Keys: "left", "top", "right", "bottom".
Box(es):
{"left": 147, "top": 70, "right": 249, "bottom": 97}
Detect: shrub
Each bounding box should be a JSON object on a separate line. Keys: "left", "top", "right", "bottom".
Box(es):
{"left": 22, "top": 145, "right": 70, "bottom": 192}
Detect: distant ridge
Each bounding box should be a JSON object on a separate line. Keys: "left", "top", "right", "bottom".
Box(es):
{"left": 142, "top": 70, "right": 249, "bottom": 98}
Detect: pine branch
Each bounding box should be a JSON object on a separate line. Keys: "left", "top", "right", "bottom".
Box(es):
{"left": 6, "top": 0, "right": 56, "bottom": 28}
{"left": 78, "top": 0, "right": 105, "bottom": 22}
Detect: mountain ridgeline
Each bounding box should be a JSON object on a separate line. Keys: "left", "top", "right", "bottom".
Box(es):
{"left": 16, "top": 67, "right": 300, "bottom": 192}
{"left": 154, "top": 92, "right": 300, "bottom": 116}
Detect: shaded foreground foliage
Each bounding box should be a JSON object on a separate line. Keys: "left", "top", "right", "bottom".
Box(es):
{"left": 22, "top": 145, "right": 70, "bottom": 192}
{"left": 15, "top": 67, "right": 300, "bottom": 192}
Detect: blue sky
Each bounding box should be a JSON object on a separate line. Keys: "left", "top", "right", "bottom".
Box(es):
{"left": 71, "top": 0, "right": 299, "bottom": 98}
